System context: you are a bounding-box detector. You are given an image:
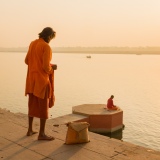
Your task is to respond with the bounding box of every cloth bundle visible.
[65,122,90,144]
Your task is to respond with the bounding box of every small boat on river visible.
[86,55,91,58]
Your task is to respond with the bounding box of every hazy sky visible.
[1,0,160,47]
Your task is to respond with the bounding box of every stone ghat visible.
[1,107,160,160]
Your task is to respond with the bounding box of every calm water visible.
[0,52,160,151]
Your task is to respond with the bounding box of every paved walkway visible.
[0,108,160,160]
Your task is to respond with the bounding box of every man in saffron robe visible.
[25,27,56,140]
[106,95,118,110]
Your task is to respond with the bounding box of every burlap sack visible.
[65,122,90,144]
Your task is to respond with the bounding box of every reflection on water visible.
[107,130,123,140]
[0,52,160,151]
[102,130,123,140]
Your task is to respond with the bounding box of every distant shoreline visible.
[0,47,160,54]
[0,51,160,55]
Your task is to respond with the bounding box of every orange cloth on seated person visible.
[107,98,115,108]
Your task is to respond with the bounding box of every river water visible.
[0,52,160,151]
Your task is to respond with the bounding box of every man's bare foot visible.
[38,135,55,141]
[26,131,38,136]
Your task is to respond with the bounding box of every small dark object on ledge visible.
[53,124,59,127]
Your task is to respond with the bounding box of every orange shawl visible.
[25,38,54,101]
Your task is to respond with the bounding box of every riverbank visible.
[0,108,160,160]
[1,47,160,54]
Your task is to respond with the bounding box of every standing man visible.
[25,27,56,140]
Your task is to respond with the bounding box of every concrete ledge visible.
[1,108,160,160]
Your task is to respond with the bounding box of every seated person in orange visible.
[106,95,118,110]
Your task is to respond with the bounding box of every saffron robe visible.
[25,38,53,99]
[25,38,55,118]
[107,98,114,108]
